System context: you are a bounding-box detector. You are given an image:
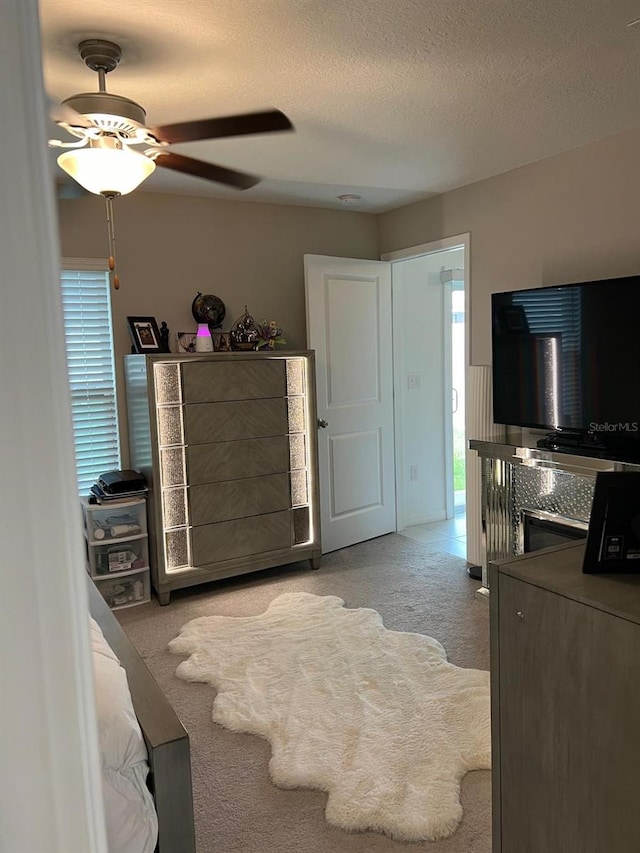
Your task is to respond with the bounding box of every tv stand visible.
[469,433,640,587]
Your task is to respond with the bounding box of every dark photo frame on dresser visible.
[127,316,164,353]
[583,471,640,573]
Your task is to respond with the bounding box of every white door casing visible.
[304,255,396,553]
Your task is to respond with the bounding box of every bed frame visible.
[88,578,196,853]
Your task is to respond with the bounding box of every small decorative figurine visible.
[159,321,170,352]
[230,305,259,350]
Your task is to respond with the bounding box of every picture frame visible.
[212,331,232,352]
[583,471,640,574]
[127,316,163,353]
[176,331,197,353]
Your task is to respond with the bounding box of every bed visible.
[88,577,196,853]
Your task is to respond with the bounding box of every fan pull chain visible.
[104,194,120,290]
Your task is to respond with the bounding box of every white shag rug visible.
[169,592,491,842]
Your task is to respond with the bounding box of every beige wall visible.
[378,127,640,365]
[58,126,640,463]
[57,192,378,463]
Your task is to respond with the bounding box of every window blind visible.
[60,266,121,495]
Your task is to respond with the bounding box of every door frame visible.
[382,233,470,531]
[442,280,454,518]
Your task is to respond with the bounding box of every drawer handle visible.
[516,610,525,620]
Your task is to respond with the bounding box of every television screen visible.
[491,276,640,458]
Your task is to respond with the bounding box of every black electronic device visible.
[98,469,146,495]
[583,472,640,573]
[491,275,640,461]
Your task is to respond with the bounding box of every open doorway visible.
[383,237,469,558]
[304,238,469,559]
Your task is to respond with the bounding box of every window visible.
[60,261,121,495]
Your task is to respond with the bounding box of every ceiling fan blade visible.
[48,97,95,130]
[149,109,293,145]
[155,151,261,190]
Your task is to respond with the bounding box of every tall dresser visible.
[124,351,321,604]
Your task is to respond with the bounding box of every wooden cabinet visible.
[489,543,640,853]
[124,351,321,604]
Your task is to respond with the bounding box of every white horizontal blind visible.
[60,264,121,495]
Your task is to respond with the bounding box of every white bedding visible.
[90,617,158,853]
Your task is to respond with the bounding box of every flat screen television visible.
[491,275,640,461]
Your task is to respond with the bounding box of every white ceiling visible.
[38,0,640,213]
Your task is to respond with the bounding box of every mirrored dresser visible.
[124,351,321,604]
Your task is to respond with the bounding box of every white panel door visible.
[304,254,396,553]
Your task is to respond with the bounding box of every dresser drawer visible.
[184,398,288,444]
[187,436,290,484]
[188,473,291,525]
[182,359,286,402]
[191,511,292,563]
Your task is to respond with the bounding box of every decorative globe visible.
[191,292,226,329]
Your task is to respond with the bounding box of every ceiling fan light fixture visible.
[57,145,156,196]
[50,39,294,195]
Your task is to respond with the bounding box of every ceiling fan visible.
[49,38,294,287]
[49,38,294,196]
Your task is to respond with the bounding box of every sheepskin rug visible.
[169,592,491,842]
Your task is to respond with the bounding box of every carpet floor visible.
[117,532,491,853]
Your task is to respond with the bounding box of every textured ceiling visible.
[38,0,640,213]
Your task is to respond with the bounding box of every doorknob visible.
[317,418,328,429]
